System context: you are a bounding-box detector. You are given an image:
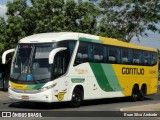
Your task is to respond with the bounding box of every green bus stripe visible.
[79,37,92,42]
[101,64,123,91]
[26,85,36,89]
[26,83,45,89]
[79,37,102,44]
[89,63,114,91]
[33,83,45,89]
[71,78,85,83]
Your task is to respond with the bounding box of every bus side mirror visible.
[2,49,15,64]
[49,47,67,64]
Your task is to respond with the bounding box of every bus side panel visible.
[47,76,70,102]
[89,63,124,98]
[112,64,158,96]
[68,63,124,100]
[67,63,158,101]
[68,63,102,100]
[148,77,158,95]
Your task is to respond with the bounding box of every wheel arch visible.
[133,83,140,91]
[141,83,147,89]
[69,84,84,100]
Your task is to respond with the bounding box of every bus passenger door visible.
[52,51,69,100]
[52,47,70,77]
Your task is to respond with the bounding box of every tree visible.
[29,0,99,33]
[6,0,28,47]
[0,17,6,58]
[1,0,160,57]
[97,0,160,42]
[0,0,100,60]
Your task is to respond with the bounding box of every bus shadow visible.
[82,97,153,107]
[8,101,70,110]
[8,97,154,110]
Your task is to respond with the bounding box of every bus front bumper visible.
[8,88,53,103]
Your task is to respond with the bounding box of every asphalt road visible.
[0,85,160,120]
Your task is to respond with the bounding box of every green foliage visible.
[6,0,28,50]
[0,17,6,57]
[97,0,160,42]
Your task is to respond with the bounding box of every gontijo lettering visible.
[122,67,144,75]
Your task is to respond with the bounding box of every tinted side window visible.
[132,50,142,65]
[143,52,151,66]
[74,42,91,65]
[52,40,76,79]
[151,52,157,65]
[121,48,131,64]
[57,40,76,57]
[108,46,120,64]
[103,46,108,63]
[93,44,104,63]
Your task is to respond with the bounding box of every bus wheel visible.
[131,86,139,102]
[138,85,147,101]
[70,87,83,108]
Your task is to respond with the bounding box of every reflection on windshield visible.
[10,44,53,81]
[10,41,76,82]
[31,46,52,80]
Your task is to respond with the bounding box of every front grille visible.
[11,89,41,94]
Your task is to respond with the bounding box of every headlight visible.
[39,83,57,92]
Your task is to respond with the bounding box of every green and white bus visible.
[2,32,158,107]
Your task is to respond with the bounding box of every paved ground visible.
[120,103,160,111]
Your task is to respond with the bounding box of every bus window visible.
[52,51,67,79]
[151,52,157,65]
[74,42,92,65]
[103,46,108,63]
[57,40,76,58]
[93,44,104,63]
[143,52,151,66]
[52,40,76,78]
[132,50,142,65]
[121,48,129,64]
[108,46,120,64]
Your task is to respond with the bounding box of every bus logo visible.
[55,92,66,101]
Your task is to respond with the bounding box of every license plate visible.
[21,96,29,100]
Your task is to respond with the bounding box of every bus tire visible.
[138,85,147,101]
[70,87,83,108]
[131,86,139,102]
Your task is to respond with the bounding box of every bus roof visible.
[19,32,157,52]
[19,32,80,43]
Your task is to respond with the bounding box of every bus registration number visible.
[21,96,29,100]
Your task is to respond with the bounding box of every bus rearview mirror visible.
[49,47,67,64]
[2,49,15,64]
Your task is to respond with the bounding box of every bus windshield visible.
[10,41,76,83]
[10,44,54,82]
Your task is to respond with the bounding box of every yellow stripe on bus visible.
[10,81,30,90]
[99,37,157,52]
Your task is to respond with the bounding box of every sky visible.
[0,0,160,49]
[0,0,11,5]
